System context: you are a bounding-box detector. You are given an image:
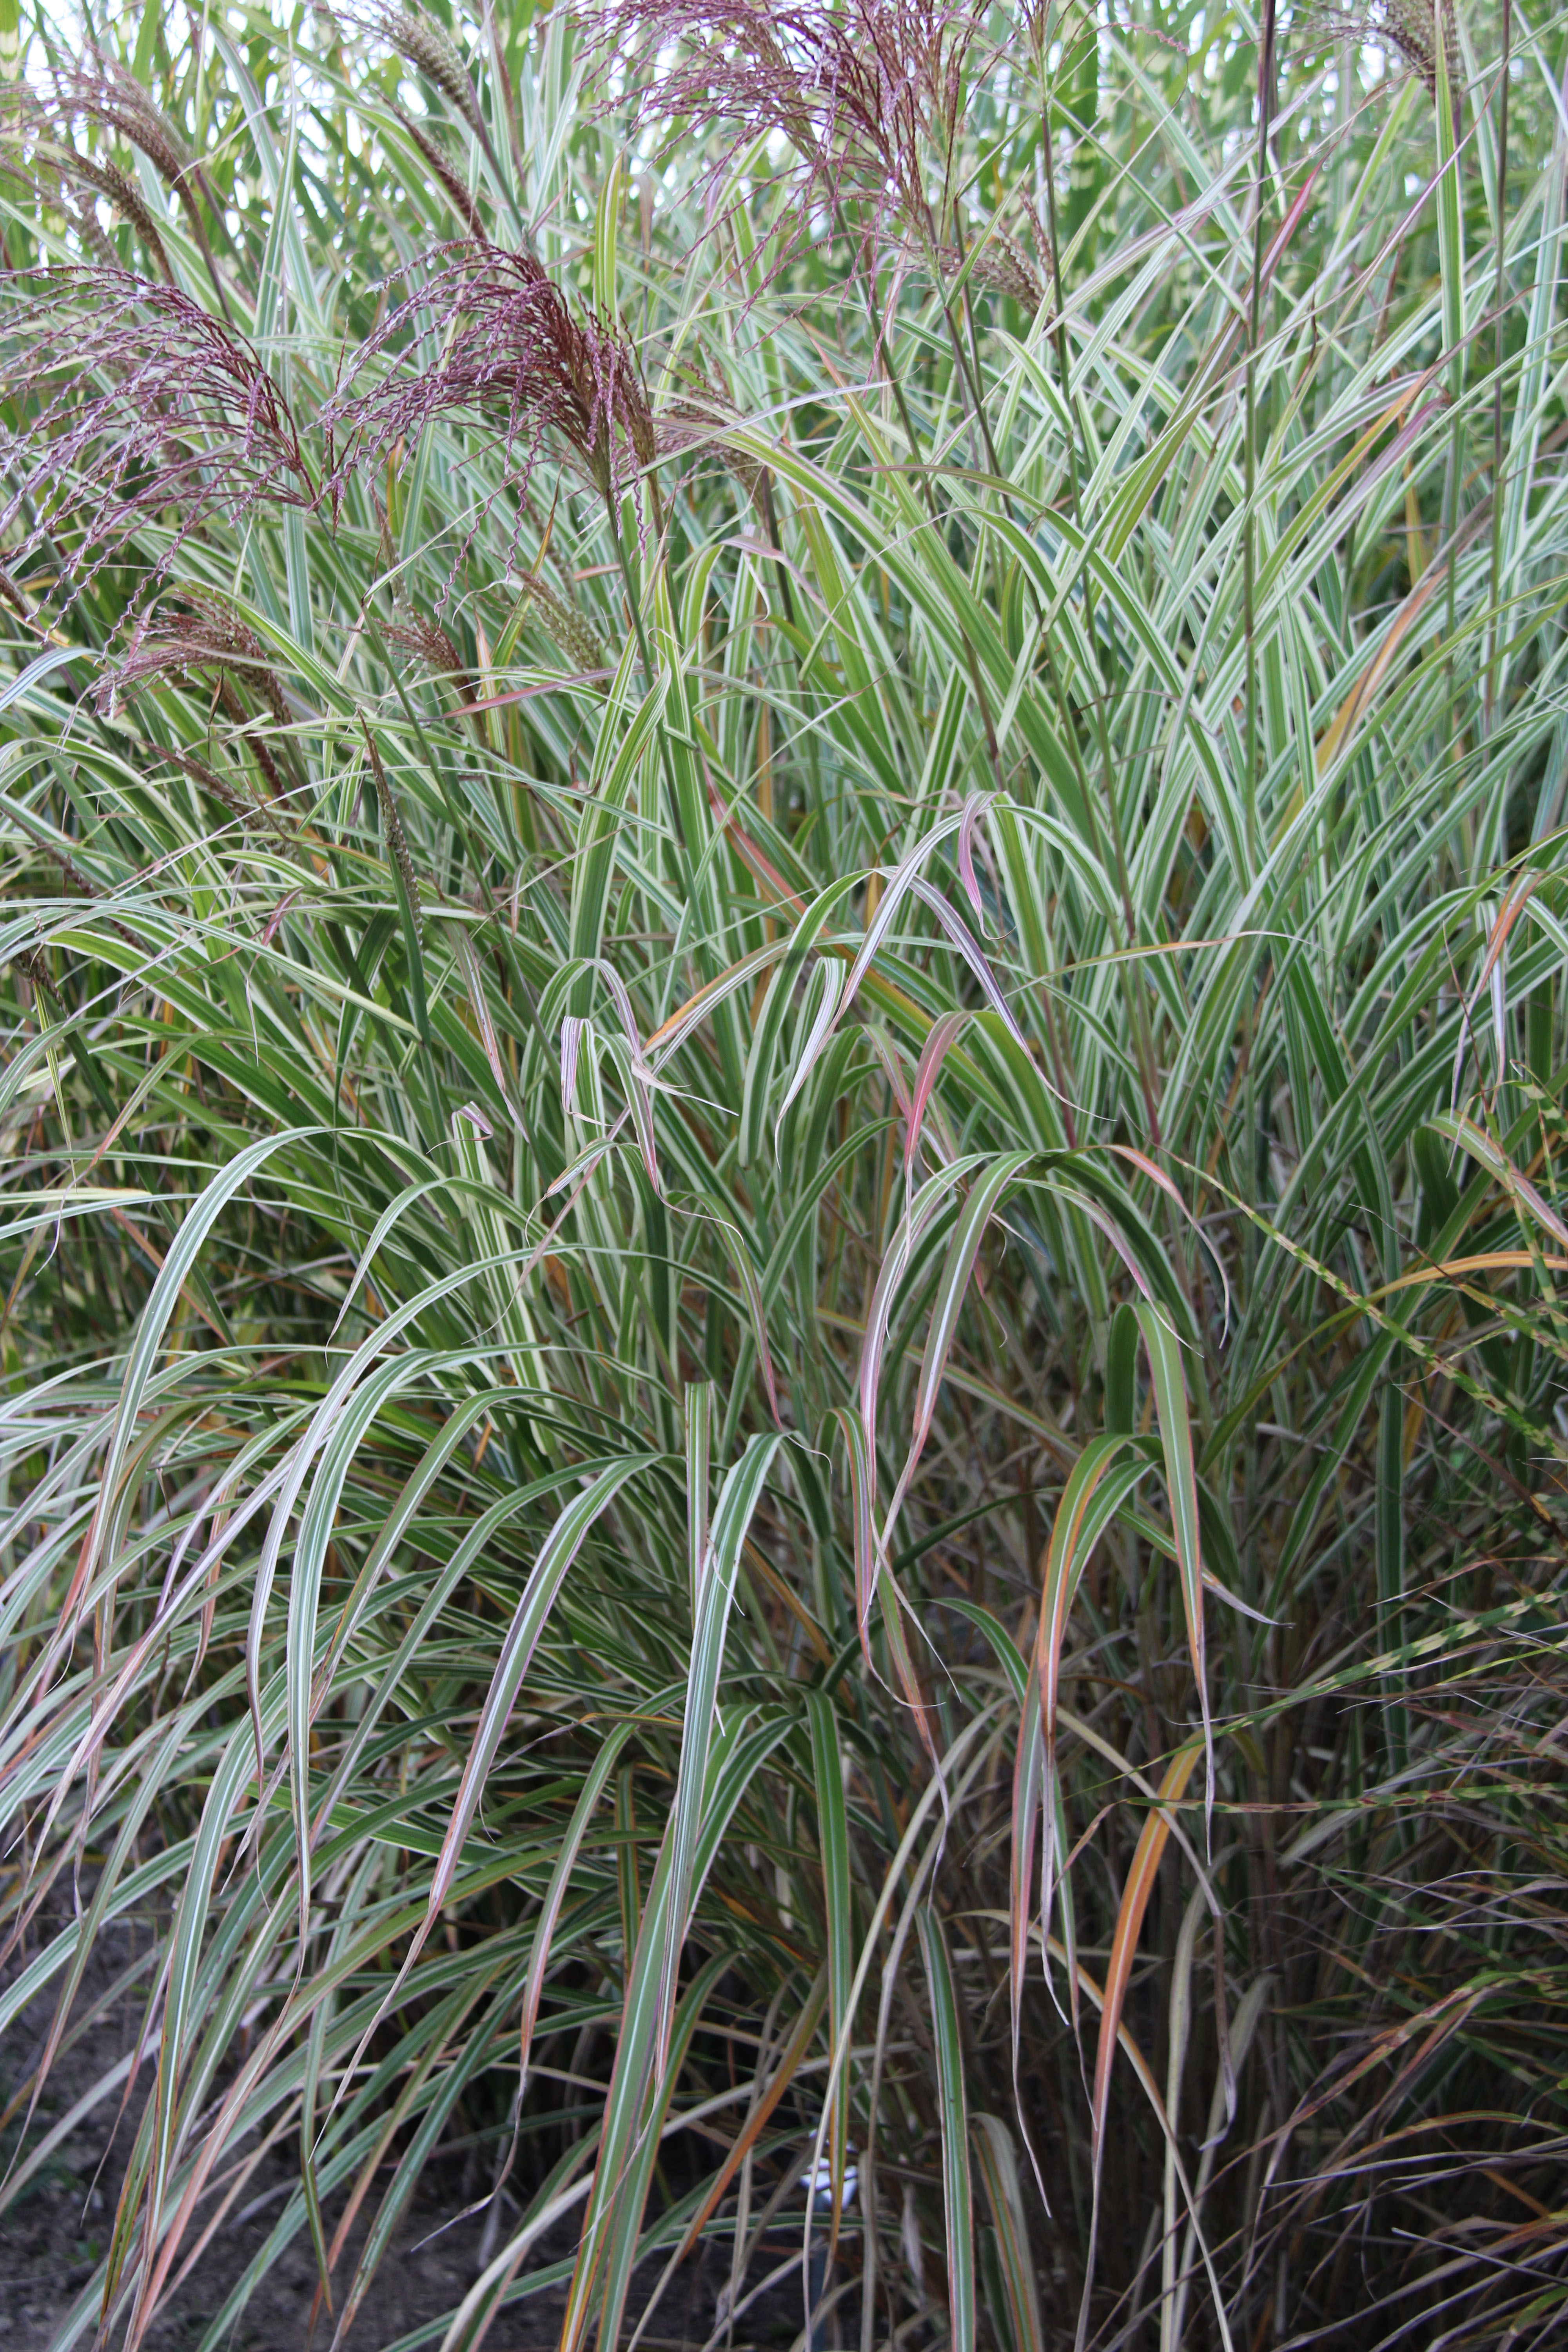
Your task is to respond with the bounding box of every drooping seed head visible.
[98,590,289,728]
[583,0,989,254]
[336,2,488,138]
[0,268,313,617]
[45,147,174,280]
[385,598,472,693]
[0,91,173,279]
[509,573,607,675]
[1329,0,1462,106]
[324,244,657,543]
[390,107,493,242]
[49,53,218,227]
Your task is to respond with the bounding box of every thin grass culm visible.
[1,6,1566,2352]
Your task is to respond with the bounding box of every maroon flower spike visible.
[324,244,657,542]
[98,590,289,727]
[49,53,231,312]
[0,268,312,617]
[584,0,987,256]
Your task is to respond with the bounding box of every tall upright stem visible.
[846,207,1007,792]
[1245,0,1276,877]
[606,492,689,863]
[1487,0,1513,732]
[1036,28,1160,1139]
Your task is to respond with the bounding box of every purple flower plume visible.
[46,53,232,313]
[323,245,657,537]
[98,590,289,726]
[0,269,312,617]
[583,0,987,252]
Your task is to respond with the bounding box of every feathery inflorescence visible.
[325,244,657,535]
[585,0,988,253]
[0,269,310,614]
[97,590,290,728]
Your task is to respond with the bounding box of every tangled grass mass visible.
[2,2,1567,2347]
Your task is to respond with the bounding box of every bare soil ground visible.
[0,1907,748,2352]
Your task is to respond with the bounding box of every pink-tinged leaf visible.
[785,809,970,1109]
[828,1404,877,1663]
[261,889,300,946]
[620,1049,661,1193]
[1076,1741,1203,2352]
[704,755,808,916]
[717,1223,785,1427]
[450,671,616,715]
[643,938,786,1062]
[1259,161,1321,288]
[1451,871,1544,1105]
[908,1012,968,1174]
[879,1573,939,1773]
[882,1152,1033,1546]
[858,1161,982,1497]
[591,956,671,1185]
[1109,1145,1232,1334]
[906,875,1028,1048]
[864,1023,915,1127]
[560,1016,586,1116]
[1439,1110,1568,1251]
[956,790,993,919]
[1031,1177,1157,1302]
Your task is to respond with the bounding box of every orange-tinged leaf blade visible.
[1077,1740,1203,2352]
[1133,1303,1211,1821]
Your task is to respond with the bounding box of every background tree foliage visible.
[2,1,1567,2346]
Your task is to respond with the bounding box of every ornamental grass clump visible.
[0,5,1566,2352]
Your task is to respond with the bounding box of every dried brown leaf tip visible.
[0,269,312,616]
[586,0,988,249]
[325,245,656,533]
